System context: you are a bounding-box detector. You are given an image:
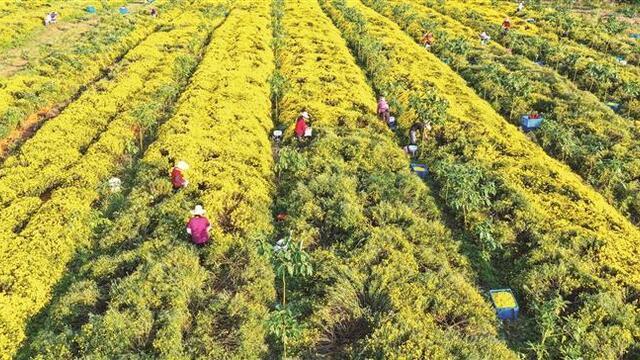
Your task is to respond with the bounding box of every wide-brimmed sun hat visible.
[176,160,189,170]
[301,111,309,119]
[191,205,206,216]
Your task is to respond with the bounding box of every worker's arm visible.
[186,225,192,235]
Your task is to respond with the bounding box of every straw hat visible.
[301,111,309,119]
[191,205,206,216]
[176,160,189,170]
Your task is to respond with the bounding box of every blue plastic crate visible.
[607,102,620,112]
[520,115,543,131]
[630,33,640,40]
[490,289,519,321]
[410,163,428,178]
[86,5,96,13]
[119,6,129,14]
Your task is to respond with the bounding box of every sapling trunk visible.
[282,271,287,359]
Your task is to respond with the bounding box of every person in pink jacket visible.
[377,96,390,123]
[186,205,211,246]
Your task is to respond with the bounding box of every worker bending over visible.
[171,160,189,189]
[377,96,391,123]
[186,205,211,246]
[44,12,58,26]
[295,111,310,140]
[502,18,512,33]
[480,32,491,45]
[421,32,435,50]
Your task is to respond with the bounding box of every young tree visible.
[263,235,312,358]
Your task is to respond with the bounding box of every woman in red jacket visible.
[171,160,189,189]
[295,111,309,140]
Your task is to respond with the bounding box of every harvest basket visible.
[615,56,627,65]
[304,127,313,137]
[272,129,283,140]
[490,289,519,321]
[86,5,96,13]
[410,163,428,178]
[607,102,620,112]
[520,115,543,131]
[119,6,129,14]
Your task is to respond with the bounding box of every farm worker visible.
[295,111,309,139]
[480,32,491,45]
[108,177,122,193]
[421,32,435,50]
[44,12,57,26]
[377,96,391,123]
[171,160,189,189]
[502,18,512,33]
[516,2,525,13]
[403,144,418,157]
[409,122,424,144]
[150,8,158,17]
[186,205,211,245]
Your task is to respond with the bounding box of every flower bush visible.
[420,0,640,121]
[269,0,515,358]
[321,0,640,357]
[0,4,230,358]
[362,0,640,225]
[16,0,278,358]
[0,0,183,140]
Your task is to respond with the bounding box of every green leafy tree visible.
[600,16,629,55]
[408,82,448,126]
[269,70,289,122]
[434,160,497,225]
[504,72,532,120]
[131,103,157,150]
[262,235,312,358]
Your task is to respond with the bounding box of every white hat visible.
[301,111,309,119]
[176,160,189,170]
[191,205,206,216]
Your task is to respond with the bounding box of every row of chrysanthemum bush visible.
[0,0,182,140]
[420,0,640,121]
[13,0,278,358]
[482,0,640,66]
[363,0,640,225]
[320,0,640,358]
[0,2,233,358]
[263,0,517,358]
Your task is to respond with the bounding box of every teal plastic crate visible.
[520,115,543,131]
